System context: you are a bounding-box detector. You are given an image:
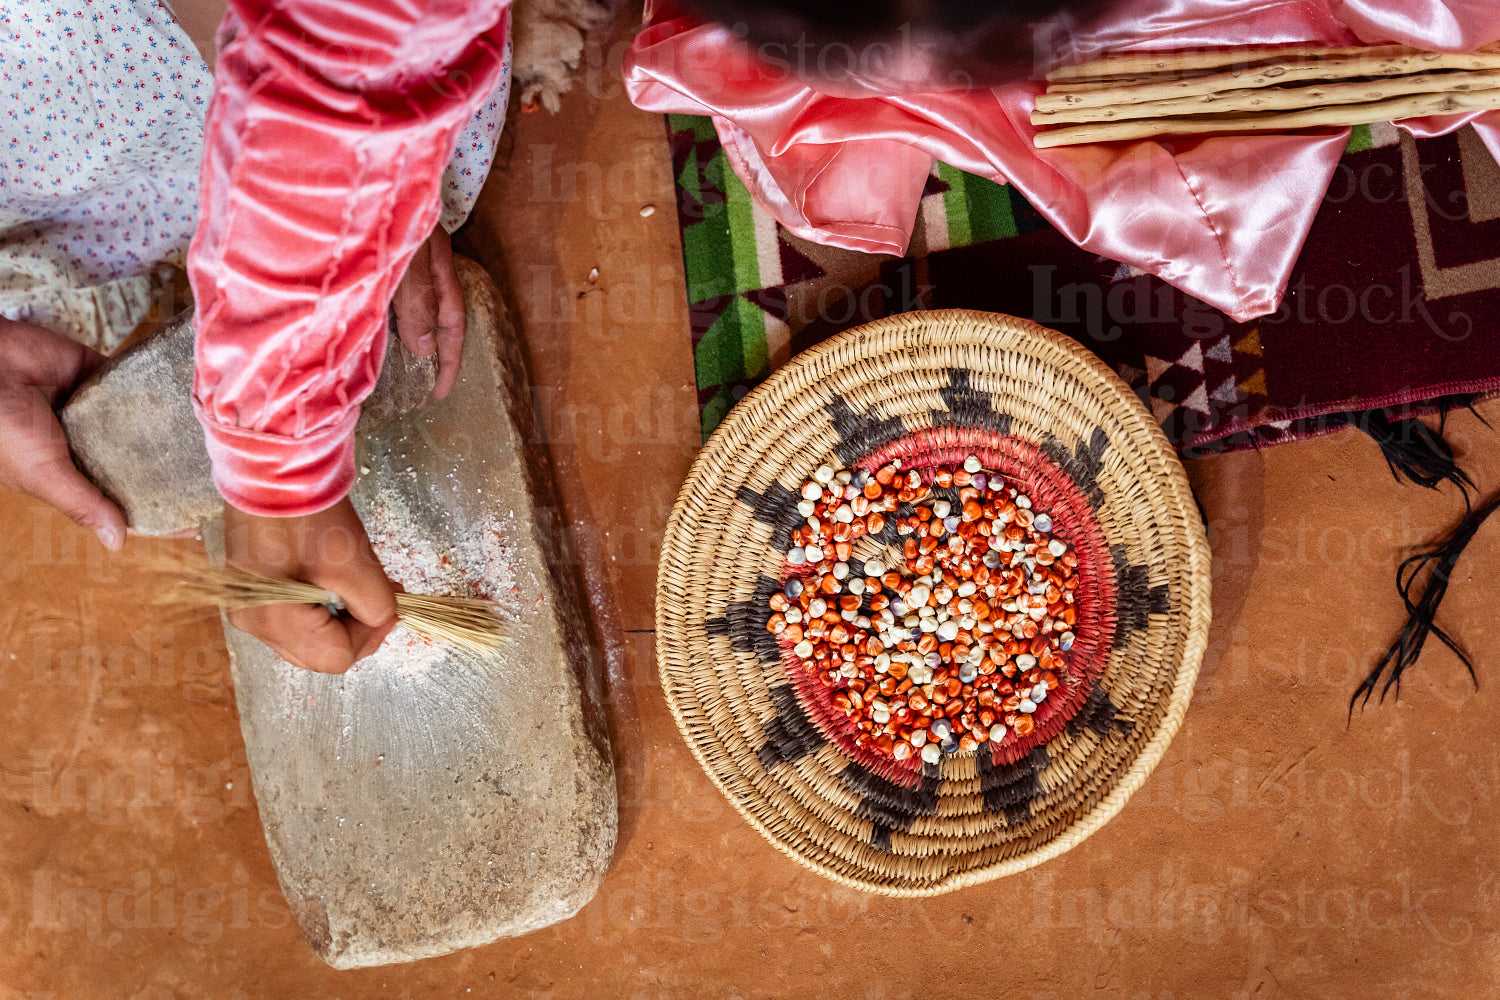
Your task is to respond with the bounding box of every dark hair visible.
[678,0,1114,87]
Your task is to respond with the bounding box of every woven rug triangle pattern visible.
[655,311,1211,894]
[668,116,1500,455]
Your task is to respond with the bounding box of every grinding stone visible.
[61,308,437,536]
[209,258,615,968]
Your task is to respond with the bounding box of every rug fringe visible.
[1344,393,1499,716]
[1351,489,1500,717]
[1339,396,1477,499]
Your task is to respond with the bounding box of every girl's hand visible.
[223,498,398,673]
[392,226,466,401]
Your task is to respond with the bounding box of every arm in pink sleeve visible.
[190,0,511,516]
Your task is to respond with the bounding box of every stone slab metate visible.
[61,308,437,536]
[209,258,615,968]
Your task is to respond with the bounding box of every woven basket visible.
[655,310,1210,895]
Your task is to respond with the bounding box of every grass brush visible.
[160,564,510,656]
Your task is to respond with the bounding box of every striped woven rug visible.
[668,115,1500,455]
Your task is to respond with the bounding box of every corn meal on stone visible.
[208,257,615,968]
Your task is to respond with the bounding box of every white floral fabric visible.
[0,0,508,354]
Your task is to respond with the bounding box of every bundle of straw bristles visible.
[162,565,510,656]
[1032,44,1500,148]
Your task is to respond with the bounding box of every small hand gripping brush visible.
[160,564,511,656]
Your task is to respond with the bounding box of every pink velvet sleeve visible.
[189,0,511,517]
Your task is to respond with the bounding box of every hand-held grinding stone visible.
[60,311,437,536]
[207,257,616,968]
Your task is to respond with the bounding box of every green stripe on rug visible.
[938,162,1017,248]
[1344,123,1373,154]
[672,112,771,387]
[721,164,769,377]
[735,294,770,378]
[694,299,771,387]
[937,162,971,248]
[666,113,718,143]
[679,144,731,302]
[966,174,1017,244]
[723,159,764,295]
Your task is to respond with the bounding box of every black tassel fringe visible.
[1340,404,1475,498]
[1350,490,1500,717]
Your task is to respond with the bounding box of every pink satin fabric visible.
[623,0,1500,323]
[190,0,511,517]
